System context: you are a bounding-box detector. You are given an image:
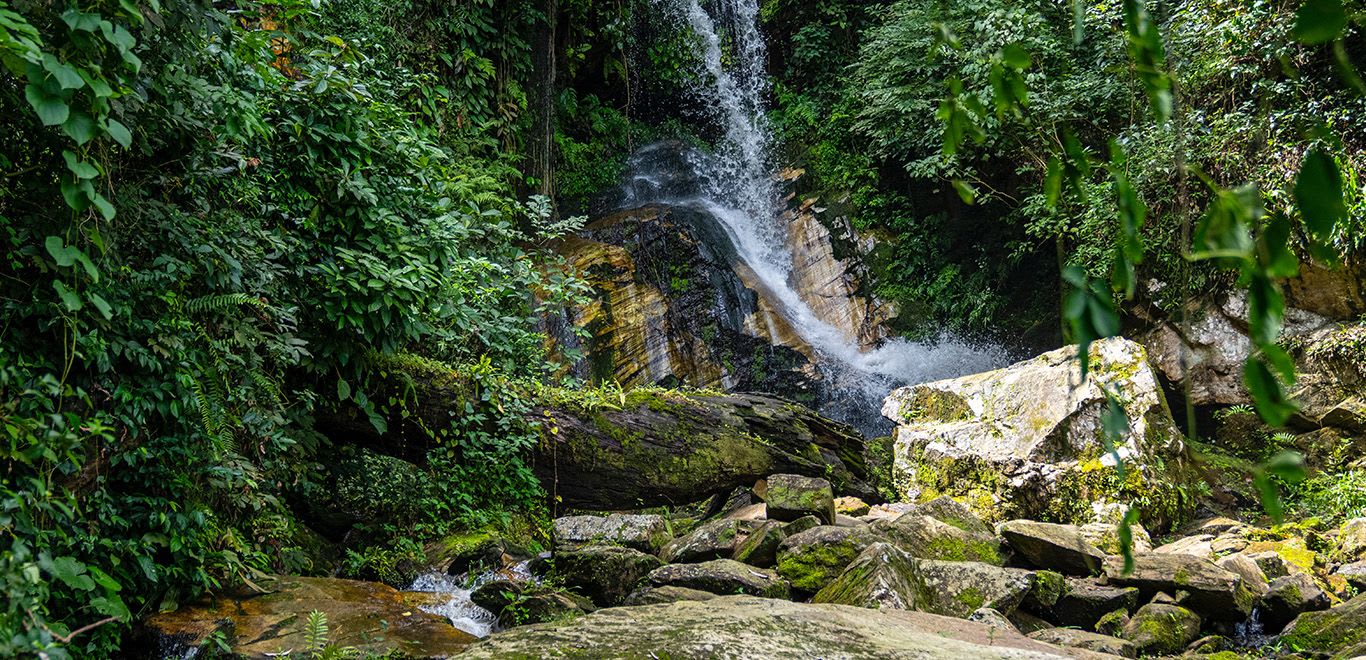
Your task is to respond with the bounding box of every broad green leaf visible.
[53,280,83,311]
[46,556,96,591]
[91,192,116,220]
[62,110,97,145]
[45,235,77,266]
[42,53,84,89]
[1266,450,1308,484]
[1261,213,1299,279]
[106,118,132,147]
[89,292,113,320]
[1116,506,1139,575]
[61,9,102,31]
[62,150,99,179]
[1294,0,1348,44]
[337,378,351,401]
[24,83,68,126]
[1294,150,1346,244]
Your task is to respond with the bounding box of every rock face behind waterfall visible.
[881,337,1195,531]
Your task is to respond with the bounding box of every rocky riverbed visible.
[139,337,1366,658]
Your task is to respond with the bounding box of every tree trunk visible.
[527,0,558,199]
[318,360,879,511]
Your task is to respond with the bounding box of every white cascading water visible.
[643,0,1008,429]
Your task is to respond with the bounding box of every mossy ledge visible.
[318,353,877,509]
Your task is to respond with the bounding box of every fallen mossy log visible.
[318,355,878,509]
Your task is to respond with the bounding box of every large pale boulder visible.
[660,518,757,563]
[459,595,1092,658]
[999,521,1105,576]
[646,559,789,599]
[882,338,1194,531]
[812,542,922,610]
[554,514,671,553]
[873,513,1003,564]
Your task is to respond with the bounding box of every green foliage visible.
[0,0,587,654]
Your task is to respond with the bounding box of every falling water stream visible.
[628,0,1009,430]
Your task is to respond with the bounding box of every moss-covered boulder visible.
[1280,593,1366,655]
[623,585,718,605]
[1337,517,1366,562]
[812,542,920,610]
[660,518,758,563]
[1122,602,1202,656]
[872,514,1003,564]
[552,545,663,607]
[775,525,884,593]
[1103,553,1256,622]
[999,521,1105,576]
[762,473,836,524]
[882,338,1196,532]
[646,559,790,599]
[909,560,1037,619]
[916,495,992,535]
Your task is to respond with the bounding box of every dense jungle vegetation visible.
[1,0,1362,655]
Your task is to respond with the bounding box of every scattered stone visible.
[622,585,717,605]
[1337,517,1366,561]
[1080,521,1152,555]
[425,529,525,577]
[469,580,590,628]
[552,545,663,607]
[834,513,867,527]
[1008,609,1054,635]
[1259,573,1331,631]
[864,502,917,522]
[1153,534,1216,560]
[458,595,1105,659]
[1244,537,1318,575]
[1094,609,1129,637]
[882,338,1195,531]
[812,542,920,610]
[1198,517,1253,536]
[967,608,1017,632]
[1022,570,1065,612]
[1279,592,1366,656]
[723,503,767,521]
[999,520,1105,575]
[834,496,870,517]
[1215,553,1271,597]
[1185,634,1229,654]
[917,496,992,535]
[783,514,822,537]
[1122,602,1202,656]
[139,576,475,658]
[647,559,790,599]
[1049,578,1139,629]
[553,514,670,553]
[1334,560,1366,590]
[776,525,883,592]
[1027,628,1136,658]
[660,518,757,563]
[874,513,1003,564]
[910,560,1036,618]
[1103,553,1256,621]
[731,520,786,568]
[762,473,835,524]
[1210,535,1249,555]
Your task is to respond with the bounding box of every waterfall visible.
[631,0,1009,432]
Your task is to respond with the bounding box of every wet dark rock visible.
[1049,579,1140,629]
[731,519,786,568]
[1259,573,1331,631]
[552,545,663,607]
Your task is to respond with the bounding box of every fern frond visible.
[304,609,329,653]
[185,293,264,315]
